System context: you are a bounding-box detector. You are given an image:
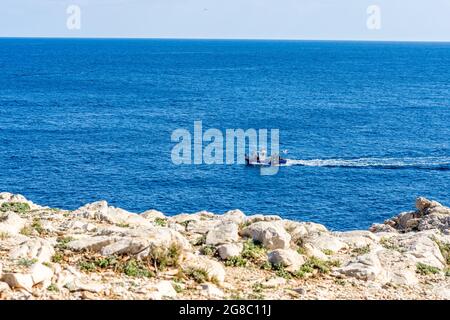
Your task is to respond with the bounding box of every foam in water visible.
[285,156,450,170]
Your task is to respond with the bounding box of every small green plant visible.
[322,249,333,256]
[173,282,184,293]
[20,226,34,236]
[117,222,130,228]
[154,218,168,227]
[416,263,440,275]
[56,237,74,250]
[444,268,450,277]
[297,246,306,255]
[293,257,339,278]
[32,218,44,235]
[122,259,153,278]
[79,261,96,273]
[238,221,251,231]
[334,279,346,286]
[51,252,64,263]
[352,245,371,256]
[272,264,292,279]
[193,235,206,246]
[95,256,119,269]
[380,237,402,251]
[17,258,38,267]
[225,256,248,267]
[0,202,30,214]
[434,239,450,265]
[47,284,59,292]
[184,267,209,284]
[252,282,264,293]
[147,243,182,271]
[200,245,216,257]
[242,239,266,263]
[260,260,272,270]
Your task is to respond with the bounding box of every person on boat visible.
[259,149,267,163]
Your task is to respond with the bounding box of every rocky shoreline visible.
[0,192,449,300]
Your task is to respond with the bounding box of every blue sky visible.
[1,0,450,41]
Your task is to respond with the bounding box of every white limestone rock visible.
[10,238,55,263]
[268,249,305,272]
[241,221,291,250]
[205,222,239,245]
[217,243,243,260]
[0,212,26,235]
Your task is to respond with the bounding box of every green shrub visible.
[32,218,44,235]
[0,202,30,214]
[200,245,216,257]
[47,284,59,292]
[122,259,153,278]
[56,236,74,250]
[416,263,440,275]
[17,258,38,267]
[352,245,371,255]
[184,267,209,284]
[242,239,266,262]
[154,218,168,227]
[52,252,64,263]
[225,256,248,267]
[272,264,292,279]
[147,243,182,271]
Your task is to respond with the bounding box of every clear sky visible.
[1,0,450,41]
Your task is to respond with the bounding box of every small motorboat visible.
[245,154,288,166]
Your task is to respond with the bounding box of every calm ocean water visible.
[0,38,449,230]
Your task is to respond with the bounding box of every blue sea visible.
[0,38,449,230]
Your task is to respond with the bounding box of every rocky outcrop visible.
[371,197,450,234]
[0,193,448,300]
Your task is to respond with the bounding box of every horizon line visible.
[1,36,450,44]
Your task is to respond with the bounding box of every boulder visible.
[60,220,97,233]
[416,197,443,212]
[268,249,305,272]
[221,210,246,225]
[217,243,243,260]
[140,209,166,220]
[182,253,226,284]
[30,263,54,286]
[10,239,55,263]
[100,238,148,256]
[0,192,42,210]
[241,221,291,250]
[303,233,348,253]
[335,230,379,248]
[0,212,26,235]
[261,277,287,288]
[66,279,105,293]
[397,233,446,269]
[337,252,386,282]
[187,219,221,234]
[148,280,177,299]
[245,214,282,224]
[73,201,151,227]
[205,222,239,245]
[67,236,116,252]
[303,243,329,260]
